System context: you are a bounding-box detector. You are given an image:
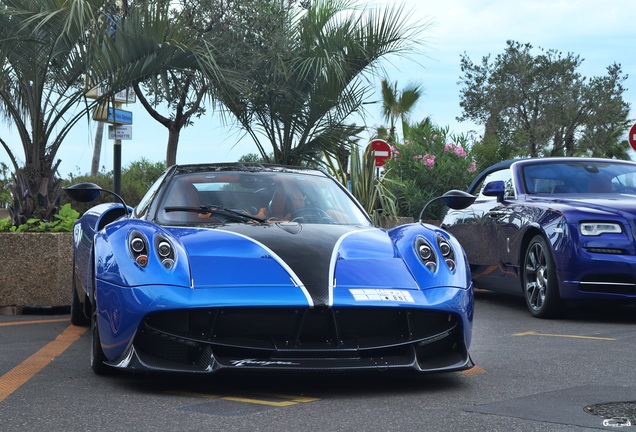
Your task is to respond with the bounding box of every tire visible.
[522,235,563,318]
[90,305,112,375]
[70,267,90,326]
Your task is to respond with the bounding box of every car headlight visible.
[155,235,176,269]
[128,231,176,269]
[414,234,458,272]
[579,222,622,236]
[437,235,456,271]
[128,230,149,267]
[415,237,437,272]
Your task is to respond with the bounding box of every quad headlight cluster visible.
[579,222,622,236]
[128,231,175,269]
[414,235,457,272]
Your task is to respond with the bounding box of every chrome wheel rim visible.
[525,242,548,311]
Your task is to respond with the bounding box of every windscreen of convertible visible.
[523,161,636,194]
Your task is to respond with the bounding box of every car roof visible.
[170,163,328,177]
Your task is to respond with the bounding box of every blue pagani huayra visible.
[65,163,475,376]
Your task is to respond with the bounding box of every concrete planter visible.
[0,232,72,310]
[380,216,414,229]
[379,216,444,228]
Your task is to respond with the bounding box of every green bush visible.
[0,203,79,232]
[384,122,477,220]
[0,162,12,208]
[0,158,167,232]
[61,158,167,214]
[120,159,167,205]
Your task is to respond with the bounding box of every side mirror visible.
[63,182,103,203]
[63,182,130,217]
[418,189,476,222]
[440,189,477,210]
[482,180,505,202]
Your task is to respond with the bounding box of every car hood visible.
[166,223,418,306]
[529,194,636,217]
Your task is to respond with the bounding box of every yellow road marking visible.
[221,396,298,407]
[0,324,87,403]
[461,365,486,376]
[167,390,320,406]
[247,392,320,403]
[513,331,615,341]
[0,318,70,327]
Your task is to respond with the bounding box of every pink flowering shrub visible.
[384,122,477,219]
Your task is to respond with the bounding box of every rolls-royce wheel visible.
[522,235,563,318]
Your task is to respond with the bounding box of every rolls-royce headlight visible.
[580,222,622,236]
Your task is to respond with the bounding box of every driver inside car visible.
[267,182,305,221]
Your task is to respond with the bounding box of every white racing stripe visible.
[218,230,314,307]
[328,228,374,306]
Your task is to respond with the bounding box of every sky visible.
[1,0,635,178]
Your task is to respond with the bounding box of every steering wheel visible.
[290,207,334,224]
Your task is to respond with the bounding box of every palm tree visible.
[0,0,217,224]
[380,79,422,143]
[0,0,103,223]
[217,0,426,166]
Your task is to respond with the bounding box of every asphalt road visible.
[1,289,635,432]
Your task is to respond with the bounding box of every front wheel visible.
[70,267,90,326]
[522,235,563,318]
[90,306,112,375]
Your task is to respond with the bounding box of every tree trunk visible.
[91,122,104,176]
[166,127,180,167]
[10,159,62,225]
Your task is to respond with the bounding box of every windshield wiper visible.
[164,205,267,223]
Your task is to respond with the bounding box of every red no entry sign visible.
[368,139,392,167]
[629,123,636,151]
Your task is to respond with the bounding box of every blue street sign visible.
[107,107,133,125]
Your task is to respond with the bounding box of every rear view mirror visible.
[63,182,130,217]
[63,182,102,202]
[419,190,476,222]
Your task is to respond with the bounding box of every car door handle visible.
[488,211,507,217]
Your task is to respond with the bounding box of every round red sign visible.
[629,123,636,151]
[368,139,392,167]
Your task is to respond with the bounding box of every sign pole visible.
[114,138,122,195]
[86,84,135,195]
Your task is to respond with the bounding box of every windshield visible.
[157,170,372,226]
[522,161,636,194]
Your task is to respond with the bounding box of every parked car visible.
[441,157,636,318]
[65,163,475,375]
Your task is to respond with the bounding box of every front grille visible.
[585,247,626,254]
[132,307,464,371]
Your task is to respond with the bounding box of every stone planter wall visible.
[380,216,414,228]
[380,216,440,228]
[0,232,72,309]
